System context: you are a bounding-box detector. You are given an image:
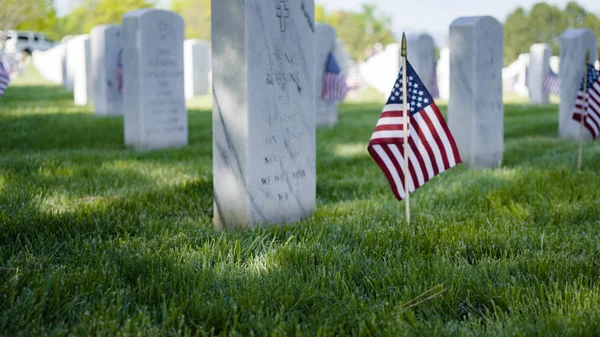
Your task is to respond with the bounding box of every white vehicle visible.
[2,30,55,55]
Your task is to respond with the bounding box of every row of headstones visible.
[32,32,211,107]
[33,23,349,130]
[29,5,594,229]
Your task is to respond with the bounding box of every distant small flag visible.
[572,64,600,140]
[0,62,10,99]
[367,61,461,200]
[117,49,124,93]
[322,52,348,103]
[543,69,560,96]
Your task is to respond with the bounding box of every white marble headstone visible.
[359,43,401,94]
[184,39,211,100]
[550,56,560,74]
[212,0,316,228]
[63,36,76,92]
[315,23,338,127]
[91,24,124,116]
[123,9,188,150]
[406,33,438,97]
[32,45,65,85]
[69,35,93,106]
[448,16,503,168]
[559,29,597,140]
[437,47,450,100]
[528,44,551,104]
[503,53,529,96]
[333,40,350,76]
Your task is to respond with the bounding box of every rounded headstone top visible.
[123,8,183,24]
[560,28,596,39]
[450,16,501,28]
[91,24,120,33]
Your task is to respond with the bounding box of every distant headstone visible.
[528,44,551,105]
[32,45,65,85]
[212,0,316,228]
[406,33,438,97]
[69,35,93,106]
[550,56,560,74]
[315,23,338,127]
[359,43,401,94]
[184,39,211,99]
[123,9,188,150]
[448,16,504,168]
[437,47,450,100]
[503,53,529,96]
[62,36,76,92]
[91,24,124,116]
[559,29,597,140]
[333,40,350,75]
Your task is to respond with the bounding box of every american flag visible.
[543,69,560,96]
[368,60,461,200]
[117,48,124,94]
[0,61,10,99]
[321,52,348,103]
[572,64,600,140]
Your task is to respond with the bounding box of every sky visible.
[54,0,600,44]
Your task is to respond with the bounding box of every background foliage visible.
[504,2,600,65]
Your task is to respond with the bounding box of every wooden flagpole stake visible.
[577,50,590,170]
[401,33,410,225]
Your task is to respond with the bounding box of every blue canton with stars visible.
[579,64,600,92]
[387,61,434,116]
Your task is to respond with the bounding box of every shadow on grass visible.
[1,85,74,104]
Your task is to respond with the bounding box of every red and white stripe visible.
[543,73,560,96]
[572,78,600,140]
[322,72,348,103]
[0,63,10,98]
[368,103,461,200]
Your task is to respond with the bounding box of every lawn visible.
[1,68,600,336]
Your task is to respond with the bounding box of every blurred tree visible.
[0,0,53,48]
[172,0,210,40]
[317,3,396,61]
[504,1,600,64]
[54,0,154,38]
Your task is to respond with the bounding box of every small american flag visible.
[368,60,461,200]
[117,49,124,93]
[572,64,600,140]
[321,52,348,103]
[0,61,10,99]
[543,69,560,96]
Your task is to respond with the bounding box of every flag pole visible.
[577,50,590,170]
[401,33,410,225]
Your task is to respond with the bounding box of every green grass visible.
[1,67,600,336]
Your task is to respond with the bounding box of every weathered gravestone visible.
[91,24,124,116]
[559,29,597,140]
[184,39,211,100]
[528,43,551,105]
[437,47,450,100]
[315,23,338,127]
[69,35,93,106]
[406,33,438,97]
[123,9,188,150]
[448,16,503,168]
[212,0,316,228]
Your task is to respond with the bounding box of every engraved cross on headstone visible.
[276,0,289,33]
